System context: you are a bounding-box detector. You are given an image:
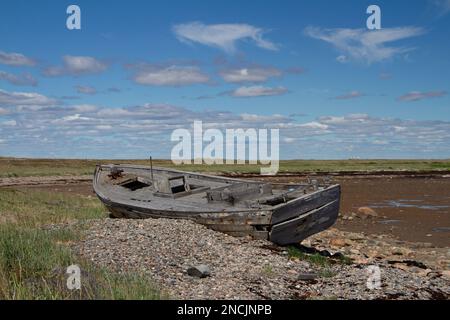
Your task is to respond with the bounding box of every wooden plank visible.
[105,199,272,224]
[270,185,340,224]
[269,199,339,245]
[196,211,272,225]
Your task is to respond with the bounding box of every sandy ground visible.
[0,175,92,187]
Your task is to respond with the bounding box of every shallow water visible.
[336,176,450,247]
[371,199,450,211]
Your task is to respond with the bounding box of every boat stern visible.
[269,185,341,245]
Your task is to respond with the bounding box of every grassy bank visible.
[0,188,162,300]
[1,157,450,178]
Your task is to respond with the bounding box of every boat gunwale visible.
[93,164,340,215]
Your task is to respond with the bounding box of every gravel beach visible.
[71,218,450,300]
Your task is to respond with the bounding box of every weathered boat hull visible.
[270,199,340,245]
[93,164,341,245]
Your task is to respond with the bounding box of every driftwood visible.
[93,164,341,245]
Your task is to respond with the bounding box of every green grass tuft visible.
[287,246,352,278]
[287,246,331,267]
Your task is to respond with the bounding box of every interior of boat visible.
[95,164,325,211]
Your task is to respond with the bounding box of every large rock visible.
[357,207,378,218]
[187,264,211,278]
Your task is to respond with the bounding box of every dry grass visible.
[1,157,449,178]
[0,188,162,300]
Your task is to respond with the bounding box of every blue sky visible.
[0,0,449,159]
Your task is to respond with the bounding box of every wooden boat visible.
[93,164,341,245]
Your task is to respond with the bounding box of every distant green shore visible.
[1,157,449,178]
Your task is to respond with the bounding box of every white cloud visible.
[2,100,450,159]
[319,114,370,125]
[96,107,130,118]
[373,139,389,145]
[394,126,406,132]
[0,50,36,66]
[0,71,37,86]
[240,113,289,122]
[0,89,58,107]
[96,125,112,130]
[132,65,209,86]
[283,137,295,143]
[230,85,288,97]
[173,22,278,53]
[336,55,348,63]
[43,55,107,76]
[2,120,17,126]
[219,66,282,83]
[334,91,364,100]
[304,26,425,64]
[433,0,450,14]
[71,104,99,113]
[299,121,329,130]
[42,66,64,77]
[60,114,91,122]
[64,56,107,74]
[397,91,447,102]
[75,85,97,95]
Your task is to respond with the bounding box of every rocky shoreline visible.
[70,218,450,300]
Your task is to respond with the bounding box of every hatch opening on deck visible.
[119,178,151,191]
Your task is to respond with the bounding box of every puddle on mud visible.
[432,227,450,233]
[370,199,450,211]
[378,219,402,225]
